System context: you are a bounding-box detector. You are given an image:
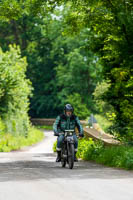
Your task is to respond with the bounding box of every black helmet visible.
[64,104,74,113]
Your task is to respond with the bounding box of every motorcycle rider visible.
[53,104,84,162]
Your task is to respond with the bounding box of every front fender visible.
[66,136,74,143]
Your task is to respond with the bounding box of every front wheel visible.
[61,157,66,168]
[68,143,75,169]
[61,148,66,168]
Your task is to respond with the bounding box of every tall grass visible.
[0,127,44,152]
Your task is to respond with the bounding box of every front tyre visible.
[68,143,75,169]
[61,157,66,168]
[61,149,66,168]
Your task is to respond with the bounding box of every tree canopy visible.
[0,6,102,118]
[51,0,133,139]
[0,0,133,139]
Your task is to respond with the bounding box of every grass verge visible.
[53,136,133,170]
[0,127,44,152]
[36,125,53,130]
[77,138,133,170]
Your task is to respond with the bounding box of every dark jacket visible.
[53,114,83,136]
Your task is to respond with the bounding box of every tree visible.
[54,30,102,113]
[52,0,133,139]
[0,13,62,117]
[0,45,32,136]
[0,7,102,118]
[0,0,56,21]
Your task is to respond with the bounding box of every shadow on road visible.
[0,153,132,182]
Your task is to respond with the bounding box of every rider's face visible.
[66,111,72,117]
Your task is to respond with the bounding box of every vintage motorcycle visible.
[60,130,76,169]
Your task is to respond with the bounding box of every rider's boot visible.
[74,151,78,162]
[56,151,61,162]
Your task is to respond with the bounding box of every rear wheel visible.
[68,143,74,169]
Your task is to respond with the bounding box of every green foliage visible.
[0,118,6,135]
[0,7,102,118]
[77,138,95,159]
[36,125,53,130]
[53,1,133,139]
[0,45,31,112]
[0,127,44,152]
[94,114,113,134]
[78,138,133,170]
[0,45,32,136]
[77,138,104,160]
[1,0,133,141]
[93,81,113,114]
[53,140,57,152]
[54,22,102,113]
[0,0,25,21]
[67,93,90,119]
[0,0,52,21]
[92,81,115,133]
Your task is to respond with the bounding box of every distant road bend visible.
[0,130,133,200]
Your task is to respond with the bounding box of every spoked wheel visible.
[68,143,75,169]
[61,150,66,168]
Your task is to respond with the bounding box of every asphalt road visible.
[0,130,133,200]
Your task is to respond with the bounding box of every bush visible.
[53,140,57,152]
[0,45,44,151]
[0,45,32,137]
[77,137,133,170]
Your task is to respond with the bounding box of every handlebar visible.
[64,130,75,132]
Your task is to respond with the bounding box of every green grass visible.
[0,127,44,152]
[36,125,53,130]
[53,140,57,152]
[77,137,133,170]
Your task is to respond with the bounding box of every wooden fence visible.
[31,118,120,146]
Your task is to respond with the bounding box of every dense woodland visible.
[0,0,133,141]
